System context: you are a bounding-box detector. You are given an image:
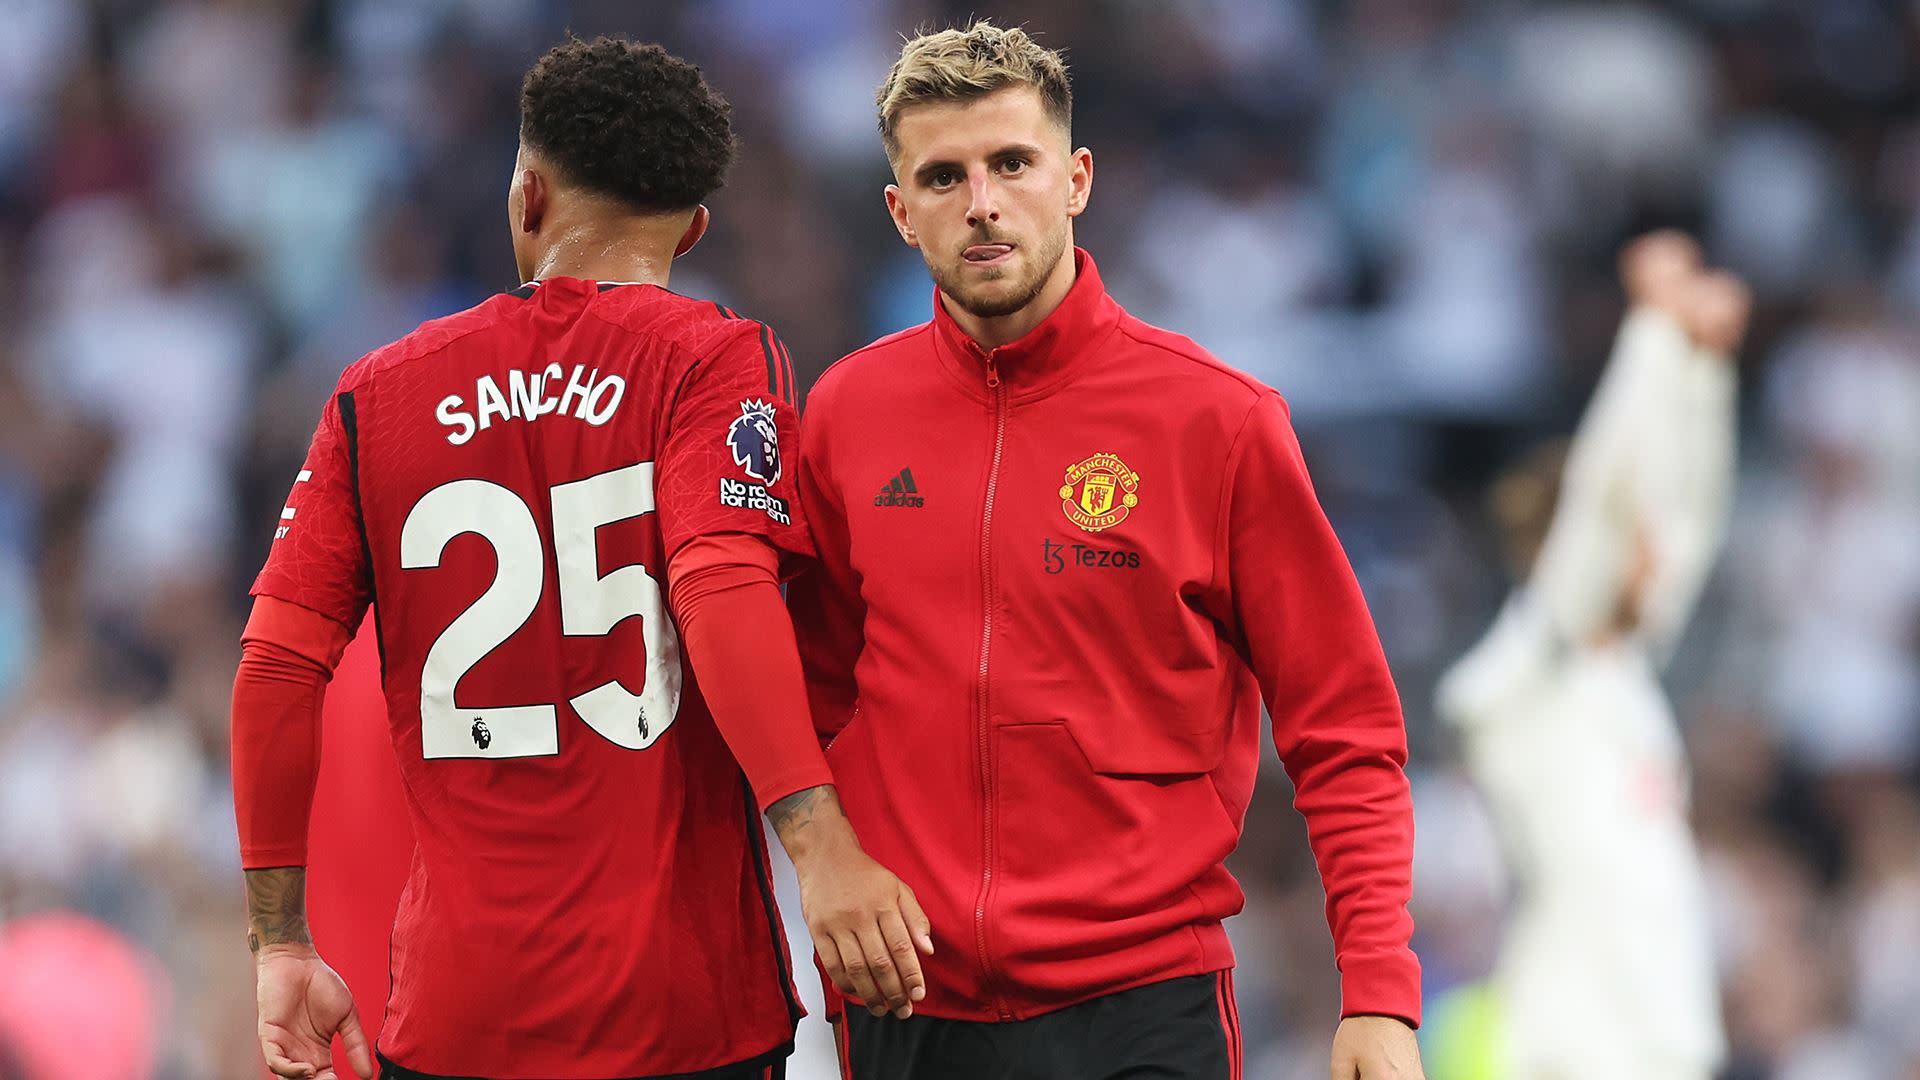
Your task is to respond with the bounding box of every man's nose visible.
[966,171,999,228]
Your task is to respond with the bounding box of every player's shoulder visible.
[333,292,526,394]
[807,322,937,417]
[588,284,794,391]
[588,283,767,356]
[1113,310,1277,411]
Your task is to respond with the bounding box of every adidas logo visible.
[874,468,925,508]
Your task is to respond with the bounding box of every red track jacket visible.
[790,250,1421,1025]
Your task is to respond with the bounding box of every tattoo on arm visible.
[767,784,855,862]
[768,784,835,837]
[245,867,312,953]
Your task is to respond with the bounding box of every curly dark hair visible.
[519,36,736,212]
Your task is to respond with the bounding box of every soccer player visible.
[1438,232,1745,1080]
[788,21,1424,1080]
[230,38,929,1080]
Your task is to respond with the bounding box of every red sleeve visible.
[251,390,374,629]
[786,395,865,748]
[231,596,354,868]
[1219,393,1421,1026]
[655,322,813,566]
[667,532,834,811]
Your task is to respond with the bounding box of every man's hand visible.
[1620,229,1702,315]
[254,944,374,1080]
[1330,1015,1424,1080]
[244,866,372,1079]
[769,786,934,1019]
[1619,229,1752,359]
[1680,269,1753,357]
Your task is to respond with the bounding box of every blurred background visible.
[0,0,1916,1077]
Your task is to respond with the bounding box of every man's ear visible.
[674,205,711,258]
[519,167,548,233]
[885,185,918,248]
[1066,147,1093,219]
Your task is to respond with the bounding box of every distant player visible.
[230,38,926,1080]
[1438,232,1746,1080]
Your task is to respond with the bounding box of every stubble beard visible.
[929,223,1070,320]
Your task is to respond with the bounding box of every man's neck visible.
[528,215,688,287]
[944,247,1078,351]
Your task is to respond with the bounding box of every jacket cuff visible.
[754,762,837,815]
[1339,950,1423,1028]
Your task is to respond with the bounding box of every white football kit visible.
[1439,308,1735,1080]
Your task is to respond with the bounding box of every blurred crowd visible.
[0,1,1916,1077]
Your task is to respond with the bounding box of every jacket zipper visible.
[822,704,858,753]
[974,354,1011,1020]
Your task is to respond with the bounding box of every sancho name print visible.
[436,362,628,446]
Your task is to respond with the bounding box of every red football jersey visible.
[253,277,808,1079]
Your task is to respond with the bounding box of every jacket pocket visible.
[823,702,864,754]
[1056,692,1231,777]
[1010,570,1238,777]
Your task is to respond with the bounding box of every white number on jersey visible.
[398,461,681,760]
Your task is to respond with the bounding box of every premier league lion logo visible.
[727,400,782,485]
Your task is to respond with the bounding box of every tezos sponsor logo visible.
[1042,538,1141,574]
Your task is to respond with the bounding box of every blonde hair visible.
[877,20,1072,163]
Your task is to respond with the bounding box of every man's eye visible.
[1002,159,1027,174]
[931,171,959,187]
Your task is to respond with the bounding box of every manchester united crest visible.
[1058,452,1140,533]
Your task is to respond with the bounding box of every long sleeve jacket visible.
[790,250,1420,1025]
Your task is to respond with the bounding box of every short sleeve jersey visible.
[252,278,807,1079]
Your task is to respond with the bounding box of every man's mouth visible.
[963,243,1016,264]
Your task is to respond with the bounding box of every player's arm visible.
[234,391,375,1080]
[658,325,930,1019]
[1526,233,1746,655]
[669,534,835,804]
[669,534,932,1022]
[235,614,370,1080]
[1527,316,1689,643]
[1212,394,1424,1076]
[1628,269,1746,657]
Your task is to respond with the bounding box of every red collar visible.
[930,247,1123,400]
